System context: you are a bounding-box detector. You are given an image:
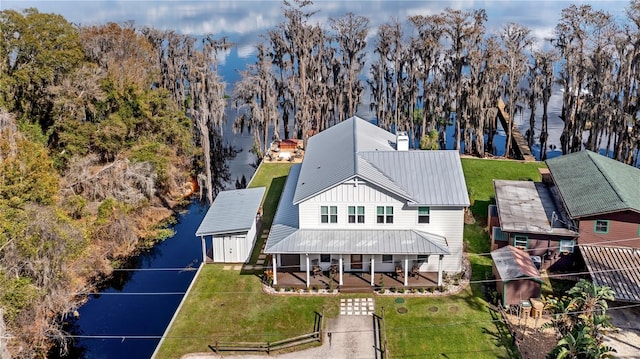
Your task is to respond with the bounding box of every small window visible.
[559,240,575,254]
[377,206,394,223]
[594,220,609,234]
[377,206,385,223]
[514,235,528,249]
[321,206,328,223]
[418,207,430,224]
[348,206,365,223]
[382,254,393,263]
[320,254,331,263]
[357,206,365,223]
[348,206,356,223]
[329,206,337,223]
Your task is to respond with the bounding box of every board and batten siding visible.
[212,218,258,263]
[297,180,464,272]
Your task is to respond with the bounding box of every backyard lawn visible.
[156,158,548,358]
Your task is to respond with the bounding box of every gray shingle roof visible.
[546,150,640,218]
[491,245,542,283]
[195,187,265,236]
[292,116,469,206]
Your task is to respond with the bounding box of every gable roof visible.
[195,187,265,236]
[491,245,542,283]
[546,150,640,218]
[265,163,450,255]
[292,116,469,206]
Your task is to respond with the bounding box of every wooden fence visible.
[373,308,388,359]
[209,308,324,354]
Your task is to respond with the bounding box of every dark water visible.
[55,202,209,359]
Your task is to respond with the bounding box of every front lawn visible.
[378,289,516,358]
[154,265,340,359]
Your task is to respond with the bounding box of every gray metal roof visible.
[265,164,449,255]
[493,180,577,236]
[195,187,265,236]
[292,116,469,206]
[266,164,301,250]
[265,229,449,255]
[491,245,542,283]
[361,150,470,206]
[581,245,640,303]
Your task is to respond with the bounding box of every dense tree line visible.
[0,9,231,357]
[237,0,640,166]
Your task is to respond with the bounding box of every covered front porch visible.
[270,253,446,290]
[272,269,439,293]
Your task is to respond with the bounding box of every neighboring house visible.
[491,245,543,306]
[546,151,640,302]
[264,116,470,288]
[196,187,265,263]
[489,179,578,270]
[491,150,640,302]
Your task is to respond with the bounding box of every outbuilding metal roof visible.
[195,187,265,236]
[491,245,542,283]
[493,180,577,236]
[581,245,640,303]
[546,150,640,218]
[292,116,469,206]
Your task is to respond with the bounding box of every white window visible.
[559,240,575,253]
[418,207,430,224]
[349,206,365,223]
[377,206,394,223]
[321,206,337,223]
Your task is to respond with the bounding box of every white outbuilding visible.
[196,187,265,263]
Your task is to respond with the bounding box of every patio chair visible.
[311,259,322,277]
[411,263,421,278]
[395,262,403,278]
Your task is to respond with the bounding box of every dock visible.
[497,98,536,162]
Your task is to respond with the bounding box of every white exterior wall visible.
[297,181,464,272]
[212,218,257,263]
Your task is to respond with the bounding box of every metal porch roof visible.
[581,245,640,303]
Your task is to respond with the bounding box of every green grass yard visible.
[156,158,547,358]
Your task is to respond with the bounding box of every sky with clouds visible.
[3,0,629,53]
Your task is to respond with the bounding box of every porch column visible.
[200,236,206,263]
[211,237,215,261]
[273,255,278,285]
[370,257,375,286]
[437,255,444,287]
[339,256,343,285]
[305,254,310,288]
[404,256,409,287]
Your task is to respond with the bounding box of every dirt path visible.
[182,315,375,359]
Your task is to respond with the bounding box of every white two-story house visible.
[264,116,469,288]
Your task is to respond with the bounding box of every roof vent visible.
[396,131,409,151]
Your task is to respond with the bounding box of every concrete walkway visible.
[182,315,376,359]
